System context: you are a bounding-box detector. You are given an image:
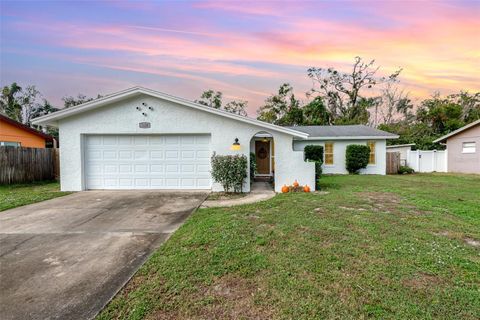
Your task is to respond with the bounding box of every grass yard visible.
[0,181,70,211]
[98,174,480,320]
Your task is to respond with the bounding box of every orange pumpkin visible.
[293,180,299,187]
[303,185,311,193]
[281,184,289,193]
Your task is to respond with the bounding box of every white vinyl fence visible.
[406,150,447,173]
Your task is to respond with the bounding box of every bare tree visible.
[377,82,413,125]
[20,85,43,126]
[307,56,401,124]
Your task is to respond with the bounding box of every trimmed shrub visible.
[398,165,415,174]
[249,152,257,181]
[304,145,324,189]
[345,145,370,174]
[211,153,248,192]
[304,145,324,162]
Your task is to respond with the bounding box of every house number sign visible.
[139,122,151,129]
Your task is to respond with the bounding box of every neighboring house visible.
[32,87,398,192]
[386,143,415,166]
[433,119,480,174]
[290,125,398,174]
[0,113,55,148]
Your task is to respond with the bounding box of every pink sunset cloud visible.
[1,1,478,113]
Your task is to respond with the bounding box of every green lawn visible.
[0,181,71,211]
[98,174,480,320]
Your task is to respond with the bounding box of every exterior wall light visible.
[231,138,241,151]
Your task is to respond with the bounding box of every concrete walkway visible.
[201,182,275,208]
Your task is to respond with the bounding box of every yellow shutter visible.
[324,142,334,165]
[368,141,376,164]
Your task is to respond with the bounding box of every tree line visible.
[0,83,101,139]
[2,57,479,149]
[198,57,479,150]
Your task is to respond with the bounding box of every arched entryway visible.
[249,131,274,182]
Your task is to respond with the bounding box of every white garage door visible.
[84,135,211,189]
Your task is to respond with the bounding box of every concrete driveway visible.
[0,190,208,320]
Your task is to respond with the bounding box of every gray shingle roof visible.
[286,125,398,138]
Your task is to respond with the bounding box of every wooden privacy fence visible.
[386,152,400,174]
[0,147,59,184]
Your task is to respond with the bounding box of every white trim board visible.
[300,135,399,140]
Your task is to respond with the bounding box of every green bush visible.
[249,152,257,181]
[398,165,415,174]
[304,145,323,189]
[211,153,248,192]
[304,145,324,162]
[345,145,370,174]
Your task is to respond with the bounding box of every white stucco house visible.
[290,125,398,174]
[32,87,398,192]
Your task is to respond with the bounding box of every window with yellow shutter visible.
[368,141,376,164]
[324,142,334,165]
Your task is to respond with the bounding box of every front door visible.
[255,140,270,175]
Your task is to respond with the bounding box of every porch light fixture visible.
[262,137,268,142]
[231,138,241,151]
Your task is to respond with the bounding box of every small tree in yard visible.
[304,145,323,189]
[211,154,248,193]
[345,145,370,174]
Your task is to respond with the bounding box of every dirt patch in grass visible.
[148,275,274,320]
[313,207,327,214]
[206,192,247,201]
[356,192,422,214]
[464,238,480,247]
[403,272,445,290]
[435,230,464,239]
[435,231,479,248]
[200,275,274,319]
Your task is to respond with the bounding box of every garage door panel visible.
[150,164,164,173]
[85,135,211,190]
[165,150,179,159]
[181,136,195,144]
[133,136,148,145]
[103,136,117,145]
[196,136,210,144]
[104,165,118,173]
[149,136,164,145]
[119,178,133,187]
[118,150,133,159]
[197,164,210,173]
[103,151,117,160]
[117,136,133,145]
[196,150,210,159]
[165,136,179,144]
[150,150,164,159]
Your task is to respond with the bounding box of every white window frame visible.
[324,142,334,166]
[0,141,21,147]
[367,141,376,165]
[462,142,476,154]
